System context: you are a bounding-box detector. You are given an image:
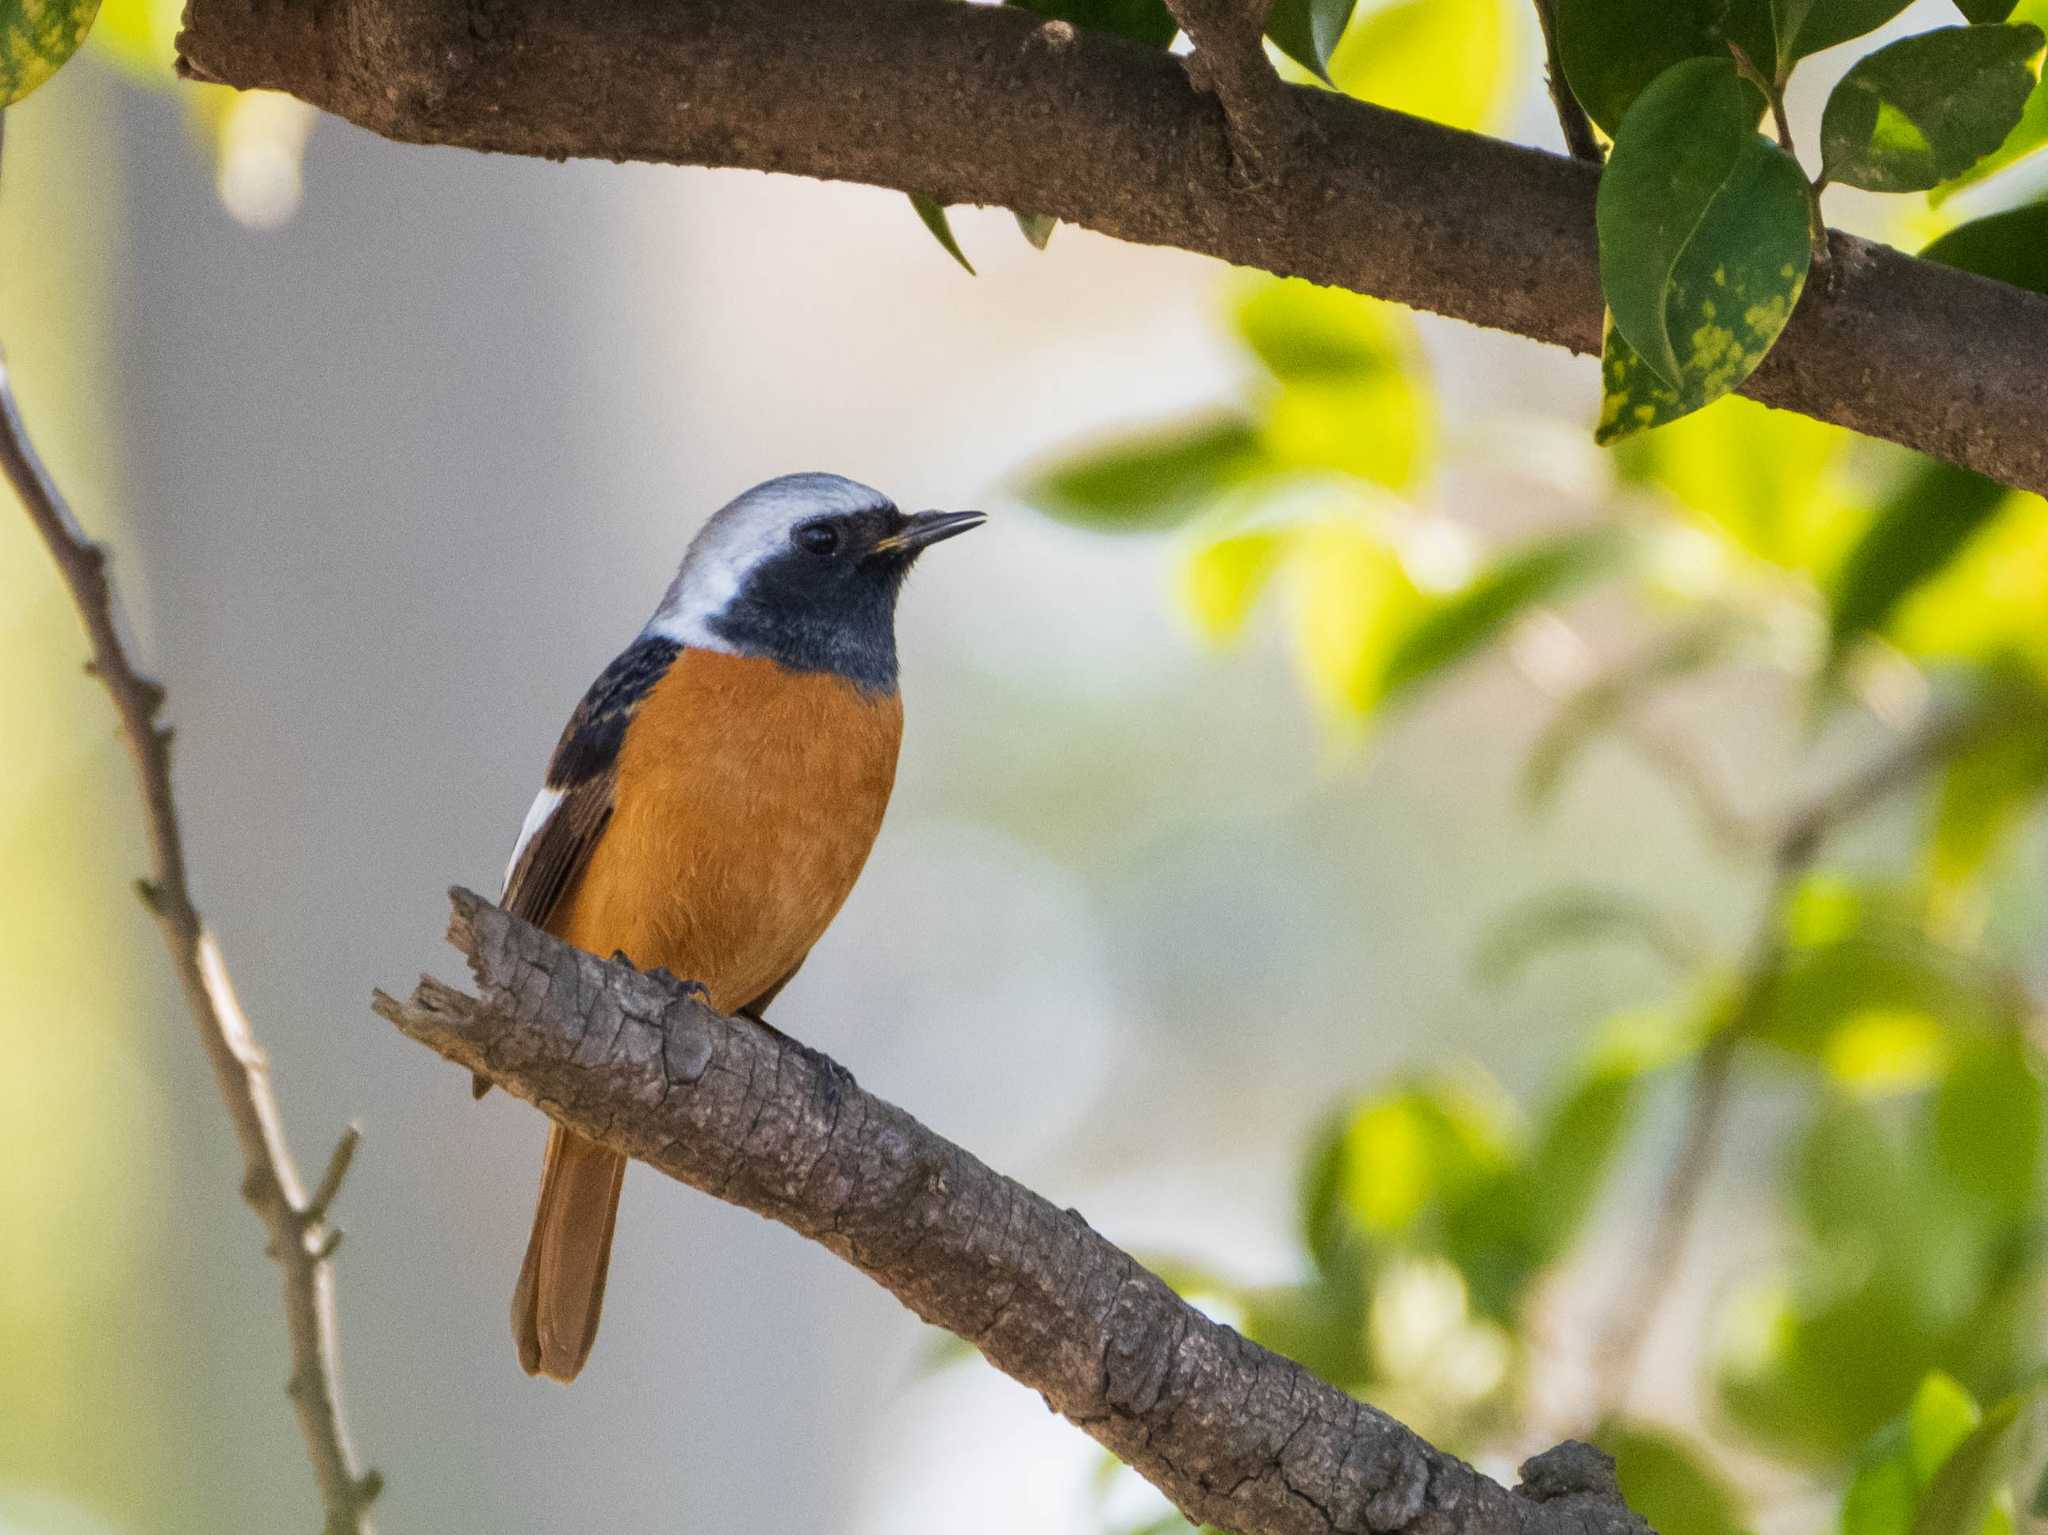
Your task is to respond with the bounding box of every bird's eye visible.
[794,521,840,557]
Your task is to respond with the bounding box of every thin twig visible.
[0,131,379,1528]
[1609,711,1760,855]
[1530,0,1601,162]
[1588,704,2003,1417]
[1518,614,1757,854]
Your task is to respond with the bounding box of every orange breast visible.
[551,649,904,1014]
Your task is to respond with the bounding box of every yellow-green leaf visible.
[1178,528,1290,643]
[0,0,102,105]
[1908,1375,1983,1490]
[1330,0,1517,133]
[1290,516,1423,719]
[1596,57,1810,413]
[1827,458,2013,666]
[1892,491,2048,677]
[1234,277,1418,383]
[1609,390,1857,574]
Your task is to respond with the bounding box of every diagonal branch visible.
[0,352,380,1530]
[376,887,1653,1535]
[173,0,2048,495]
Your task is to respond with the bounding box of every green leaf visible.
[1231,277,1436,489]
[1932,0,2048,199]
[1555,0,1775,135]
[1291,517,1426,720]
[1379,526,1629,703]
[1931,1038,2043,1220]
[1827,458,2012,664]
[1610,391,1855,570]
[1013,210,1057,249]
[1266,0,1357,79]
[1024,415,1264,530]
[1596,321,1700,442]
[1819,24,2046,192]
[1760,879,2021,1065]
[1007,0,1178,47]
[1928,679,2048,899]
[1235,278,1414,383]
[0,0,101,103]
[1908,1374,1984,1488]
[1518,1056,1642,1260]
[1845,1429,1919,1535]
[907,193,977,275]
[1958,0,2020,20]
[1596,58,1810,414]
[1339,1081,1511,1236]
[1921,200,2048,294]
[1914,1391,2024,1535]
[1778,0,1917,65]
[1329,0,1516,133]
[1178,528,1291,642]
[1598,1424,1747,1535]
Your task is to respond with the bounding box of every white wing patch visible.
[503,786,565,895]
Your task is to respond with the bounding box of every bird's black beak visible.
[873,510,987,554]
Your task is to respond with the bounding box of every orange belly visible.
[550,648,904,1014]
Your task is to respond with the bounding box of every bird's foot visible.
[798,1042,859,1106]
[744,1013,857,1105]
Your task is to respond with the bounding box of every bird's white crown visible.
[646,472,892,649]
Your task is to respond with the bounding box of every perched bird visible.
[493,472,983,1382]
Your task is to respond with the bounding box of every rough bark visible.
[175,0,2048,495]
[375,888,1653,1535]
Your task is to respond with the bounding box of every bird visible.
[491,471,984,1382]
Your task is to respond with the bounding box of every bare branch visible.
[173,0,2048,494]
[379,888,1654,1535]
[0,356,379,1530]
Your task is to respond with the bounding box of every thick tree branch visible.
[173,0,2048,494]
[0,347,380,1531]
[378,887,1653,1535]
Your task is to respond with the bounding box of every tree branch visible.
[1162,0,1303,185]
[173,0,2048,494]
[377,887,1653,1535]
[1529,0,1602,163]
[0,352,380,1531]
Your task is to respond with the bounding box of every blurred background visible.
[4,2,2047,1532]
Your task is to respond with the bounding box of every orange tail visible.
[512,1126,627,1382]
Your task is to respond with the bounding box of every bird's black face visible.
[706,504,985,693]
